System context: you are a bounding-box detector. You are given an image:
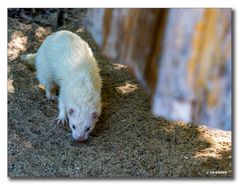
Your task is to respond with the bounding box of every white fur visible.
[33,30,102,141]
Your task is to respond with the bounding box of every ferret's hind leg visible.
[54,94,68,125]
[36,56,57,100]
[45,81,58,100]
[37,72,57,100]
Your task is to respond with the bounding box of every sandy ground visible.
[8,9,232,177]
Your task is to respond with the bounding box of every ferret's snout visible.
[72,130,89,143]
[76,136,84,142]
[74,136,86,143]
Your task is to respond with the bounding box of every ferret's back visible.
[37,30,93,65]
[35,30,95,84]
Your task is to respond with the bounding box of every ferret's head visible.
[67,106,100,142]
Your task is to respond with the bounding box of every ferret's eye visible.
[73,125,76,130]
[86,126,90,132]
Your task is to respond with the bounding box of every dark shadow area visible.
[8,9,232,177]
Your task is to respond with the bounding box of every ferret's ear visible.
[92,111,98,119]
[69,108,74,116]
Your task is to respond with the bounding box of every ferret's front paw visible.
[54,116,68,125]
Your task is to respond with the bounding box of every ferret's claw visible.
[46,94,57,100]
[50,95,57,100]
[54,117,68,125]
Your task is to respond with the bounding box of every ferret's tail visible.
[21,53,36,69]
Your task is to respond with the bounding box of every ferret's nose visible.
[76,136,85,143]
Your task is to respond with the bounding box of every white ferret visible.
[21,30,102,142]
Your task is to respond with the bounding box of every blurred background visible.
[85,8,232,130]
